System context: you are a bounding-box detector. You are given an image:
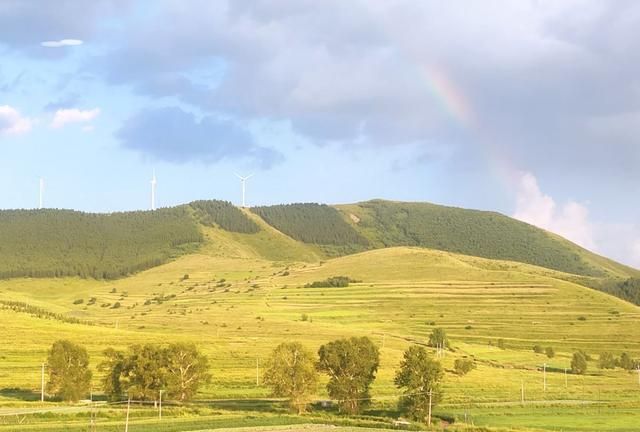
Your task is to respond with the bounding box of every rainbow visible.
[423,63,520,189]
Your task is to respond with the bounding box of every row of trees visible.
[598,351,640,370]
[46,340,210,403]
[264,337,444,424]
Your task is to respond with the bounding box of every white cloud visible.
[51,108,100,128]
[513,172,640,269]
[0,105,32,135]
[513,171,596,250]
[632,240,640,267]
[41,39,83,48]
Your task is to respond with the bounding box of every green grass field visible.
[0,221,639,431]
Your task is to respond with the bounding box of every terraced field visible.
[0,236,639,431]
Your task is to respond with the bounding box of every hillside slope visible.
[0,206,203,279]
[334,200,639,279]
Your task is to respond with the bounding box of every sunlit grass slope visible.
[0,246,639,416]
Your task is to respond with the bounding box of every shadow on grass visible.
[202,399,290,413]
[0,388,41,402]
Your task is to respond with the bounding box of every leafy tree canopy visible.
[394,346,444,422]
[264,342,318,414]
[46,340,92,402]
[317,336,379,415]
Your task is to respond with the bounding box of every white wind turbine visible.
[39,177,44,209]
[150,170,157,210]
[235,173,254,207]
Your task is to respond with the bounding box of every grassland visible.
[0,219,639,431]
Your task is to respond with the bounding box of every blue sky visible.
[1,1,639,267]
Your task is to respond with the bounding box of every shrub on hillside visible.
[454,358,476,376]
[304,276,360,288]
[545,347,555,358]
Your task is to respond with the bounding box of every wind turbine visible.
[39,177,44,209]
[150,170,157,210]
[235,173,254,207]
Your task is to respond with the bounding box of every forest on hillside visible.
[0,207,202,279]
[252,204,369,249]
[190,200,260,233]
[599,278,640,305]
[349,200,604,277]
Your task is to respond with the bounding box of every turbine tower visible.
[39,177,44,209]
[150,171,157,210]
[235,173,254,207]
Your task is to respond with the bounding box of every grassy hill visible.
[0,246,639,430]
[0,198,637,305]
[335,200,639,279]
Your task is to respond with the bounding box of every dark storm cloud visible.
[115,106,283,168]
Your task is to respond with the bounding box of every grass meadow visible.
[0,226,638,431]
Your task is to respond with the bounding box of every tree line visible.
[0,207,202,280]
[264,336,445,425]
[43,331,638,425]
[252,204,369,247]
[597,278,640,306]
[45,340,210,403]
[43,335,447,425]
[190,200,260,234]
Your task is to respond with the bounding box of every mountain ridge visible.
[0,198,637,302]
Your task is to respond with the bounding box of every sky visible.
[0,0,639,267]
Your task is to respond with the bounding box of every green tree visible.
[395,346,444,424]
[598,352,617,369]
[545,347,555,359]
[428,328,448,348]
[165,343,211,401]
[46,340,92,402]
[264,342,318,414]
[120,344,168,401]
[571,351,588,375]
[98,348,126,401]
[317,336,379,415]
[619,352,637,371]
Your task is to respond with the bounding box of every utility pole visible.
[520,379,525,404]
[427,389,433,426]
[89,403,97,432]
[41,363,45,402]
[159,390,163,420]
[256,358,260,386]
[636,365,640,386]
[125,396,131,432]
[564,368,568,389]
[543,363,547,392]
